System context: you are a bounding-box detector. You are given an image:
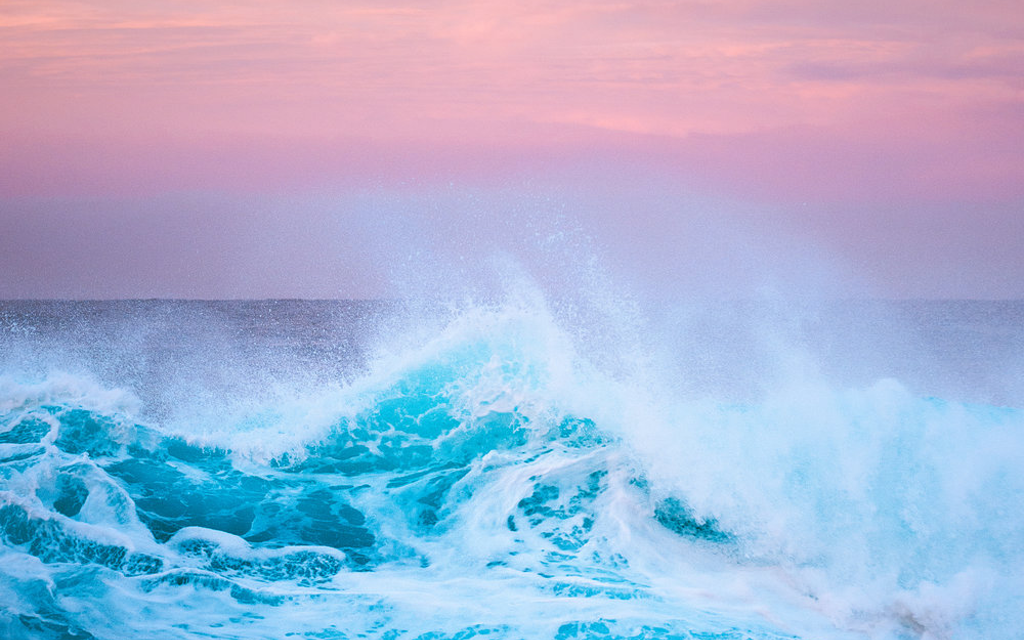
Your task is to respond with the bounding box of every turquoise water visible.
[1,298,1022,639]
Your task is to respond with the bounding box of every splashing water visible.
[0,292,1022,640]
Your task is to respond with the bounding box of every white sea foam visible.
[0,289,1022,639]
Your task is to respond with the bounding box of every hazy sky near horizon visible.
[1,0,1022,299]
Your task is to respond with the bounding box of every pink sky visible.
[1,0,1022,297]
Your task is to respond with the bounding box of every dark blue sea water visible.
[1,297,1022,639]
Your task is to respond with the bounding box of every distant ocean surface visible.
[1,298,1022,639]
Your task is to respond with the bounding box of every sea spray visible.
[0,292,1022,639]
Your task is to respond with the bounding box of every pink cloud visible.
[1,0,1021,202]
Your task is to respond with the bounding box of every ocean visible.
[0,296,1022,639]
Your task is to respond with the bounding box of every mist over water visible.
[1,205,1022,639]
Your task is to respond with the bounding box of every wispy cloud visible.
[1,0,1021,199]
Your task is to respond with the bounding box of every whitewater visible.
[0,290,1022,639]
